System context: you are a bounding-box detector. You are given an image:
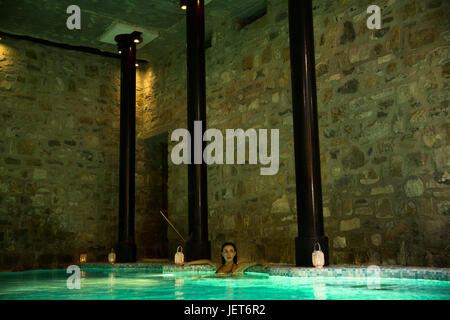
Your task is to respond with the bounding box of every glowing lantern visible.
[108,248,116,264]
[312,242,324,268]
[80,254,87,263]
[174,245,184,265]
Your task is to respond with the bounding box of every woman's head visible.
[221,242,238,265]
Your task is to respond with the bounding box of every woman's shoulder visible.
[234,261,259,273]
[235,261,254,267]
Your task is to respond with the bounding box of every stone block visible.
[355,206,373,216]
[271,195,290,214]
[242,56,254,71]
[333,236,347,248]
[390,156,403,177]
[423,125,443,148]
[370,233,382,246]
[85,65,99,78]
[26,158,42,166]
[359,168,379,185]
[316,63,328,77]
[423,220,445,247]
[25,49,37,60]
[375,199,394,218]
[48,140,60,147]
[223,215,235,230]
[342,147,365,170]
[370,185,394,195]
[417,198,434,217]
[337,79,359,94]
[404,178,424,197]
[408,27,436,49]
[342,199,352,216]
[261,46,272,64]
[282,48,290,62]
[340,21,355,44]
[17,140,35,155]
[340,218,360,231]
[83,135,99,148]
[32,168,47,180]
[4,157,21,165]
[332,250,355,265]
[323,206,331,217]
[9,180,23,193]
[376,52,394,64]
[436,201,449,215]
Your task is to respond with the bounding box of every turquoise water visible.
[0,269,449,300]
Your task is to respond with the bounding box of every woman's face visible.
[222,245,236,264]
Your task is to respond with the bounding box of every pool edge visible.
[1,263,448,282]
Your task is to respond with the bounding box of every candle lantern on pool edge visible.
[108,248,116,264]
[80,254,87,263]
[174,245,184,265]
[312,243,324,268]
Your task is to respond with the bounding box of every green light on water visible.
[0,270,448,300]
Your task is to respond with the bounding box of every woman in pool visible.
[182,242,268,274]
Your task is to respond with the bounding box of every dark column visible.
[114,32,141,262]
[288,0,329,266]
[185,0,211,261]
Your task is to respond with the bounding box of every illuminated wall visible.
[142,0,449,267]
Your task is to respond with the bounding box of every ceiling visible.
[0,0,267,61]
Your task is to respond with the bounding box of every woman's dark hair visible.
[221,242,238,265]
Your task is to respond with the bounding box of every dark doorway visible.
[136,132,168,260]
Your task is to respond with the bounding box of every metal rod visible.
[160,210,186,243]
[0,31,147,63]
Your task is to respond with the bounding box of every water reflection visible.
[174,278,184,299]
[108,273,115,285]
[1,269,448,300]
[312,281,327,300]
[366,265,381,290]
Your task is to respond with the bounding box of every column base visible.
[295,236,329,267]
[185,240,211,261]
[116,242,136,263]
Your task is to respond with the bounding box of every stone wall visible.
[313,0,449,267]
[142,0,449,267]
[0,37,122,270]
[0,36,167,270]
[1,0,447,270]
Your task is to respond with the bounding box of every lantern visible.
[80,253,87,263]
[312,242,324,268]
[108,248,116,264]
[174,245,184,265]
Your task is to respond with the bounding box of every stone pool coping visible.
[79,263,449,281]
